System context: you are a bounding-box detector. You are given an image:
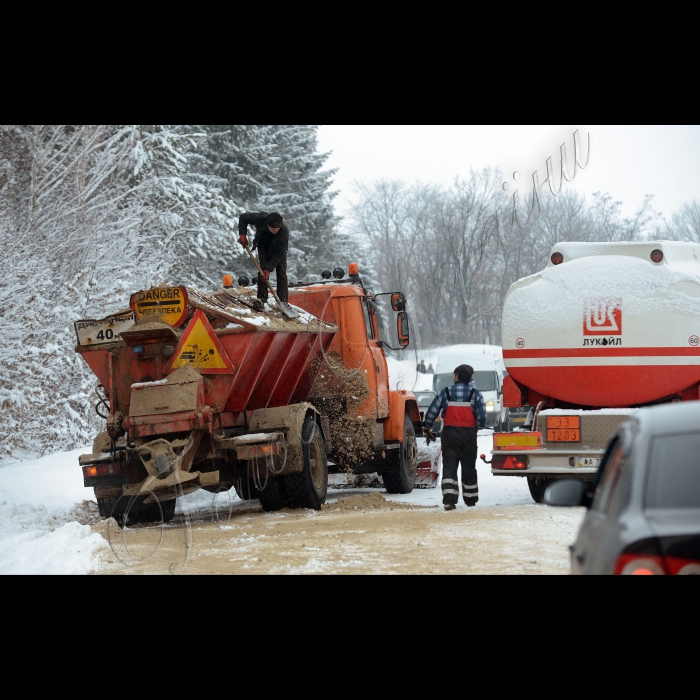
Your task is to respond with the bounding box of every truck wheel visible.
[527,477,554,504]
[383,414,418,494]
[234,477,259,501]
[98,495,176,527]
[285,416,328,510]
[256,474,288,512]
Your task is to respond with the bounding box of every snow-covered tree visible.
[183,125,341,282]
[0,125,239,462]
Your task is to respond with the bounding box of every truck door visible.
[363,299,389,419]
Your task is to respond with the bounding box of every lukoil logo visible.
[583,297,622,335]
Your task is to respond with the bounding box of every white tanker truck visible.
[488,241,700,503]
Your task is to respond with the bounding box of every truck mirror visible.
[397,311,410,348]
[391,293,405,312]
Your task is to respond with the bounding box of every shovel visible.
[244,244,299,319]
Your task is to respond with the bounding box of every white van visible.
[432,344,507,431]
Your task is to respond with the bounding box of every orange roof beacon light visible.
[349,263,360,278]
[222,274,233,288]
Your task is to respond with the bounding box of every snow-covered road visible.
[0,432,586,574]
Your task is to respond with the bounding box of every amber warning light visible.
[349,263,359,277]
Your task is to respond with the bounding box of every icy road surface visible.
[0,432,586,575]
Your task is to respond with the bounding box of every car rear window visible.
[646,433,700,509]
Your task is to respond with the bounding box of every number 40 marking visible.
[96,328,115,340]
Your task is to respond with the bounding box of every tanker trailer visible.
[75,266,419,525]
[487,241,700,503]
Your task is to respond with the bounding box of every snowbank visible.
[0,447,107,574]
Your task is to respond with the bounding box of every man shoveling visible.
[238,211,289,311]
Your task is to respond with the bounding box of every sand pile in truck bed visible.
[186,286,338,334]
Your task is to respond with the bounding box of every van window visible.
[434,371,497,393]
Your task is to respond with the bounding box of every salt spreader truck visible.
[487,241,700,502]
[75,264,422,525]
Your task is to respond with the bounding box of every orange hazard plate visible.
[546,415,580,442]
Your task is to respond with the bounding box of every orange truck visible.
[75,264,421,525]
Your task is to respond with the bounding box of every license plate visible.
[577,456,601,468]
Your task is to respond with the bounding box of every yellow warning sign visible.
[164,309,234,375]
[130,286,188,327]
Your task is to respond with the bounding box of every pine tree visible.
[183,125,341,282]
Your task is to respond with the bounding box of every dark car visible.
[544,401,700,575]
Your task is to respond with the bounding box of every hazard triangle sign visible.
[163,309,235,374]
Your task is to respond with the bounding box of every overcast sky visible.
[317,125,700,223]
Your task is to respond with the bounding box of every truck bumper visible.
[490,448,602,479]
[491,467,598,477]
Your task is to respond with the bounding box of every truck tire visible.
[284,416,328,510]
[234,477,259,501]
[98,494,176,527]
[256,474,288,512]
[383,414,418,494]
[527,477,554,504]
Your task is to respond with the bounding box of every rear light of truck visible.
[551,252,563,265]
[491,455,529,470]
[82,463,123,478]
[614,554,700,575]
[650,249,664,263]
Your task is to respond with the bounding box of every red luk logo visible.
[583,297,622,336]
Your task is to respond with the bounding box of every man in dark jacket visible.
[422,364,486,510]
[238,211,289,306]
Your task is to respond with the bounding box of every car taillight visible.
[664,557,700,575]
[614,555,668,575]
[82,463,122,478]
[614,554,700,575]
[491,455,528,470]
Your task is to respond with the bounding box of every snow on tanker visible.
[488,241,700,503]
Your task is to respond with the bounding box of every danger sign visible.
[163,309,234,374]
[130,286,188,328]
